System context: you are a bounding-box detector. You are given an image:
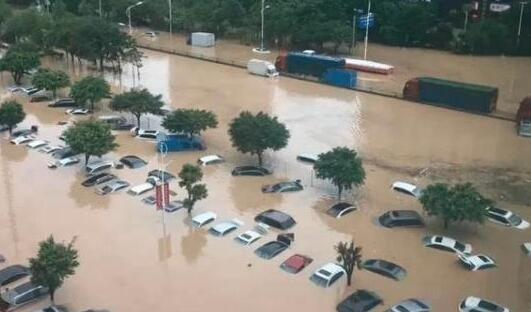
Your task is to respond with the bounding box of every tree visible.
[335,240,363,286]
[29,236,79,304]
[228,111,290,166]
[162,109,218,139]
[69,76,110,111]
[0,101,25,134]
[0,0,11,25]
[31,68,70,98]
[110,88,164,127]
[63,120,118,165]
[419,182,491,229]
[314,147,366,200]
[0,44,40,85]
[178,164,208,214]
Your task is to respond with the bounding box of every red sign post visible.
[155,184,162,210]
[163,183,170,207]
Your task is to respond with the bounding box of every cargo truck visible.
[275,52,345,78]
[247,59,279,77]
[321,69,357,89]
[189,32,215,47]
[403,77,498,114]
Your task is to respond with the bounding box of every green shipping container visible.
[418,77,498,113]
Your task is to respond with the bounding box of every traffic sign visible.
[358,13,375,29]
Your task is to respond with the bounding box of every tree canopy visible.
[69,76,111,111]
[63,120,118,165]
[419,182,491,229]
[31,68,70,98]
[178,164,208,214]
[0,43,40,85]
[29,235,79,304]
[314,147,366,200]
[0,100,25,134]
[335,240,363,286]
[110,88,164,127]
[228,111,290,166]
[162,109,218,138]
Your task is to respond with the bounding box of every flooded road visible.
[0,49,530,312]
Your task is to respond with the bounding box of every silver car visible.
[95,180,130,195]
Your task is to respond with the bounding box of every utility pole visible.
[260,0,265,51]
[464,9,469,32]
[126,2,144,35]
[363,0,371,60]
[351,14,357,53]
[168,0,172,37]
[517,1,529,46]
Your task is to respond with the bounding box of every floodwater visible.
[0,48,530,312]
[135,29,531,115]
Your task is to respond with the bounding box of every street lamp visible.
[126,1,145,35]
[363,0,371,60]
[517,1,529,46]
[252,0,270,54]
[168,0,172,37]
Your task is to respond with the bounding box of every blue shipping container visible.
[157,134,205,153]
[286,52,345,77]
[322,69,357,89]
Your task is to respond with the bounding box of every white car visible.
[130,127,160,140]
[10,135,35,145]
[296,153,319,164]
[459,296,509,312]
[191,212,217,228]
[48,157,80,169]
[522,242,531,257]
[66,108,90,115]
[127,183,154,196]
[197,155,224,166]
[208,219,243,237]
[309,263,345,288]
[486,207,529,230]
[40,145,63,154]
[392,181,423,198]
[458,254,496,271]
[234,230,262,246]
[27,140,48,149]
[422,235,472,255]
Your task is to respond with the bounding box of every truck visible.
[517,97,531,137]
[157,134,206,153]
[247,59,279,77]
[321,69,357,89]
[189,32,215,47]
[403,77,498,114]
[275,52,345,78]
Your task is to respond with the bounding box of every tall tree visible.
[228,111,290,166]
[162,109,218,139]
[335,240,363,286]
[0,0,11,25]
[314,147,366,200]
[420,182,491,229]
[110,88,164,127]
[63,120,118,165]
[0,101,25,134]
[0,43,40,85]
[29,236,79,304]
[178,164,208,214]
[31,68,70,98]
[69,76,110,111]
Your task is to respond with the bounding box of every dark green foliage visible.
[29,236,79,304]
[178,164,208,214]
[314,147,366,200]
[455,20,510,55]
[162,109,218,138]
[0,43,40,85]
[0,0,11,25]
[110,88,164,127]
[335,240,362,286]
[69,76,110,111]
[228,111,289,166]
[420,182,491,229]
[0,100,25,134]
[63,120,118,165]
[31,68,70,98]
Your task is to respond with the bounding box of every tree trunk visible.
[444,218,449,229]
[338,185,343,201]
[257,152,263,167]
[346,270,352,286]
[52,89,57,99]
[50,289,55,305]
[135,114,141,127]
[99,55,104,72]
[85,154,90,166]
[8,126,12,135]
[90,100,94,112]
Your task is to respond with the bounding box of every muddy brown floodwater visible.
[0,48,530,312]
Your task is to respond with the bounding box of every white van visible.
[247,59,279,78]
[127,183,155,196]
[86,160,114,175]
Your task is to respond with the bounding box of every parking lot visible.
[0,49,530,311]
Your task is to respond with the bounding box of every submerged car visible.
[361,259,407,281]
[486,207,529,230]
[198,154,225,166]
[208,220,243,237]
[422,235,472,255]
[0,265,30,286]
[48,157,80,169]
[81,173,116,187]
[0,282,48,310]
[119,155,147,169]
[458,254,496,271]
[391,181,423,198]
[10,135,35,145]
[131,127,160,140]
[310,263,345,288]
[296,153,319,164]
[254,240,289,260]
[66,108,90,115]
[234,230,262,246]
[385,298,431,312]
[326,202,357,218]
[147,170,176,182]
[95,180,129,195]
[337,290,383,312]
[127,183,154,196]
[378,210,424,228]
[458,296,509,312]
[254,209,296,230]
[27,140,48,149]
[191,212,217,228]
[280,254,313,274]
[40,145,63,154]
[231,166,271,176]
[262,180,303,193]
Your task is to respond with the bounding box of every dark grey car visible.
[362,259,407,281]
[231,166,271,176]
[254,241,289,259]
[254,209,296,230]
[378,210,424,228]
[0,282,48,309]
[0,265,30,286]
[120,155,147,169]
[337,289,383,312]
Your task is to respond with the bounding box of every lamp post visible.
[517,1,529,46]
[363,0,371,60]
[168,0,172,37]
[253,0,270,53]
[126,1,144,35]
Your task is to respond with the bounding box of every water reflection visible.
[180,226,207,264]
[68,174,111,210]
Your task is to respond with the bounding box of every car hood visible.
[515,219,530,230]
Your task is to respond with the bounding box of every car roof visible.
[87,159,113,166]
[282,254,311,270]
[338,289,382,311]
[257,209,295,223]
[239,230,261,240]
[211,221,238,232]
[297,153,318,160]
[464,254,494,264]
[487,207,510,216]
[0,265,28,280]
[392,181,418,192]
[463,296,506,310]
[192,211,217,223]
[389,210,422,219]
[111,180,128,186]
[200,154,223,162]
[315,263,344,277]
[13,281,38,293]
[327,202,355,216]
[394,298,430,310]
[131,183,153,192]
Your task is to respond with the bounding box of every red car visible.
[280,254,313,274]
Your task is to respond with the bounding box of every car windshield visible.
[395,306,409,312]
[102,186,112,193]
[234,236,248,245]
[310,274,328,287]
[477,299,500,310]
[508,214,522,225]
[241,233,251,240]
[271,184,284,191]
[454,241,465,252]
